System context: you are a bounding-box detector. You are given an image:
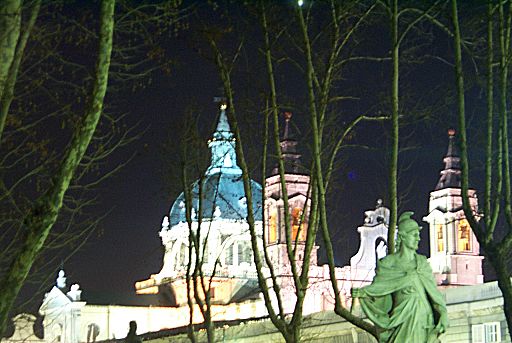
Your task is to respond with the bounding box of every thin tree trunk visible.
[0,0,115,335]
[0,0,41,145]
[484,0,495,235]
[488,246,512,341]
[259,1,286,321]
[452,0,512,340]
[208,37,289,336]
[0,0,21,103]
[295,3,378,339]
[495,2,512,339]
[388,0,399,254]
[182,160,197,343]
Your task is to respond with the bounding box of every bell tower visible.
[423,129,483,286]
[264,113,317,268]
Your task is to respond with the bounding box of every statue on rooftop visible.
[352,212,448,343]
[125,320,143,343]
[56,270,66,289]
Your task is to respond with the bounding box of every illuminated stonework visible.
[436,223,444,252]
[349,200,389,283]
[136,105,264,305]
[21,124,489,343]
[423,130,483,286]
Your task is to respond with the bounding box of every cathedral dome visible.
[168,106,263,226]
[169,175,262,226]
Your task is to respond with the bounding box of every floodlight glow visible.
[298,0,304,7]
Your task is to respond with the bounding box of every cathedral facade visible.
[2,107,490,343]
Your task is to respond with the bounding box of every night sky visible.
[6,1,492,310]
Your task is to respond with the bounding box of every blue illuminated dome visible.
[169,106,263,226]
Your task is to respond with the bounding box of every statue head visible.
[128,320,137,334]
[397,211,421,251]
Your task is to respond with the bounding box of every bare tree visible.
[0,0,188,328]
[0,0,21,109]
[452,0,512,339]
[180,115,216,343]
[202,1,385,340]
[0,0,116,335]
[0,0,40,144]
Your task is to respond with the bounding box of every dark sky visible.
[13,1,491,309]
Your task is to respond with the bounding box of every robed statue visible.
[352,212,448,343]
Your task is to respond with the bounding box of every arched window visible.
[225,242,233,265]
[291,207,307,242]
[375,237,387,260]
[179,242,188,266]
[238,242,253,264]
[437,224,444,252]
[458,219,471,252]
[268,207,278,244]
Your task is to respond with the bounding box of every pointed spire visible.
[213,103,232,139]
[272,112,304,175]
[435,129,461,190]
[206,103,241,175]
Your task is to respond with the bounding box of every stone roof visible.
[169,106,262,226]
[435,129,461,190]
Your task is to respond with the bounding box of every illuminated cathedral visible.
[4,106,501,343]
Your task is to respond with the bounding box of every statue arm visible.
[418,256,448,334]
[353,257,408,298]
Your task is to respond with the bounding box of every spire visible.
[272,112,304,175]
[435,129,461,190]
[206,103,241,175]
[213,103,231,139]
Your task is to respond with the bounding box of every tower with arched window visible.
[423,129,483,286]
[264,113,317,270]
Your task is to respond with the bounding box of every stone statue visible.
[352,212,448,343]
[56,270,66,289]
[67,284,81,301]
[125,320,143,343]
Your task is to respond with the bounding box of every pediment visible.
[39,287,71,314]
[423,209,443,223]
[424,206,464,223]
[288,193,308,203]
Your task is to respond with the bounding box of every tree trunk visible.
[487,248,512,341]
[388,0,399,254]
[0,0,41,145]
[0,0,21,102]
[452,0,512,339]
[0,0,115,335]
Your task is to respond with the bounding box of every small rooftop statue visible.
[67,284,82,301]
[125,320,143,343]
[364,199,390,226]
[352,212,448,343]
[161,216,169,230]
[56,270,66,289]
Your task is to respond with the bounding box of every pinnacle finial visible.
[448,128,456,136]
[283,112,292,139]
[56,270,66,289]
